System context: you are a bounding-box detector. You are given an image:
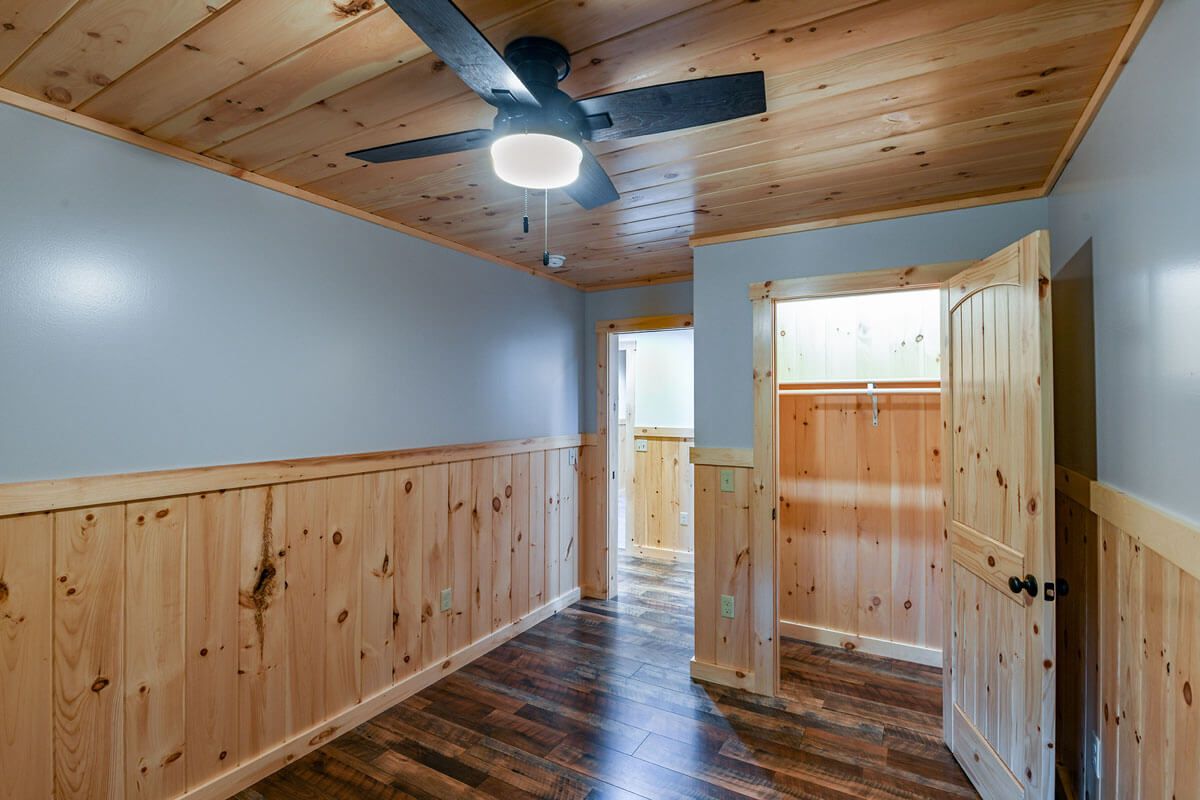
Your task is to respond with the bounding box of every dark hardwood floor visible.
[237,554,976,799]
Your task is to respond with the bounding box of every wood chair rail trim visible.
[0,434,587,517]
[689,447,754,468]
[1089,480,1200,583]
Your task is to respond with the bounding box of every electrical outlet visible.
[636,440,649,452]
[720,468,735,492]
[568,449,577,465]
[720,594,735,619]
[680,511,689,526]
[440,587,452,613]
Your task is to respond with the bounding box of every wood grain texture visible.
[0,512,53,799]
[236,554,978,799]
[0,1,1154,286]
[0,437,584,800]
[692,464,753,679]
[631,434,694,560]
[126,498,187,799]
[186,490,241,787]
[54,505,125,798]
[778,392,943,657]
[1091,485,1200,800]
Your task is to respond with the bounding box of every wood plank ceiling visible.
[0,0,1149,288]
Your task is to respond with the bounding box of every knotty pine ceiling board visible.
[0,0,1151,288]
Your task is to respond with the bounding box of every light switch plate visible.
[440,587,452,613]
[636,440,649,452]
[720,594,735,619]
[680,511,689,526]
[720,468,735,492]
[568,450,577,465]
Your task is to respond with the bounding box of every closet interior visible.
[776,289,945,671]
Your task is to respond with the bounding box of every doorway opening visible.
[775,286,945,692]
[615,328,695,598]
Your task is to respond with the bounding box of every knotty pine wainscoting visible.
[0,435,585,800]
[689,447,754,690]
[630,427,695,563]
[1054,466,1200,800]
[778,388,944,667]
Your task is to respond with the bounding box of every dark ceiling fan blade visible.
[565,148,619,210]
[382,0,539,108]
[576,72,766,142]
[346,129,492,163]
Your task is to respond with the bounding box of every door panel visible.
[942,231,1055,799]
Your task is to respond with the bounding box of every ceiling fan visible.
[347,0,768,211]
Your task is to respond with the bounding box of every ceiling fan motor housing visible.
[493,37,585,145]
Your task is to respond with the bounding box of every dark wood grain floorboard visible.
[236,554,977,800]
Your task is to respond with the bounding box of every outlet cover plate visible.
[440,587,452,613]
[720,594,735,619]
[636,440,649,452]
[680,511,689,526]
[568,450,577,465]
[720,469,735,492]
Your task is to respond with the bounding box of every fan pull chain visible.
[522,189,529,234]
[542,190,550,267]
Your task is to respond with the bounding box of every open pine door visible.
[941,231,1055,799]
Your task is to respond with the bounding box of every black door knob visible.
[1008,574,1038,597]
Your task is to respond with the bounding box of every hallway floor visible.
[237,554,975,799]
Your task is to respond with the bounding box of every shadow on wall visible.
[1051,237,1097,800]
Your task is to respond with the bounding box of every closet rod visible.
[778,388,939,396]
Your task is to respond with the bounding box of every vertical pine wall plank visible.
[492,455,513,629]
[285,480,326,734]
[0,512,53,799]
[560,449,577,592]
[394,469,422,679]
[857,395,892,642]
[186,490,241,786]
[693,467,717,666]
[511,453,531,619]
[238,486,287,761]
[54,505,125,798]
[448,461,472,653]
[325,475,363,714]
[545,450,561,600]
[421,464,449,664]
[715,470,751,670]
[125,498,187,799]
[528,454,546,609]
[361,471,395,697]
[469,459,493,643]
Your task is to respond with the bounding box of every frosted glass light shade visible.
[490,133,582,189]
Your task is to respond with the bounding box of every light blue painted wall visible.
[581,281,693,431]
[692,198,1049,449]
[0,104,583,482]
[1048,0,1200,526]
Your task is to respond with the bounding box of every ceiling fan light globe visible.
[491,133,582,189]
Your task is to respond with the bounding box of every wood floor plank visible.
[243,554,977,799]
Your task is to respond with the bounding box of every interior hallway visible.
[237,554,974,799]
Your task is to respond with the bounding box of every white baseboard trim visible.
[628,544,695,564]
[689,657,755,690]
[780,620,942,667]
[181,587,582,800]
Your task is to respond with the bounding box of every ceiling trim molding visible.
[0,87,579,291]
[688,187,1044,248]
[1043,0,1161,192]
[581,273,694,292]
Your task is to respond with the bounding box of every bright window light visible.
[491,133,582,189]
